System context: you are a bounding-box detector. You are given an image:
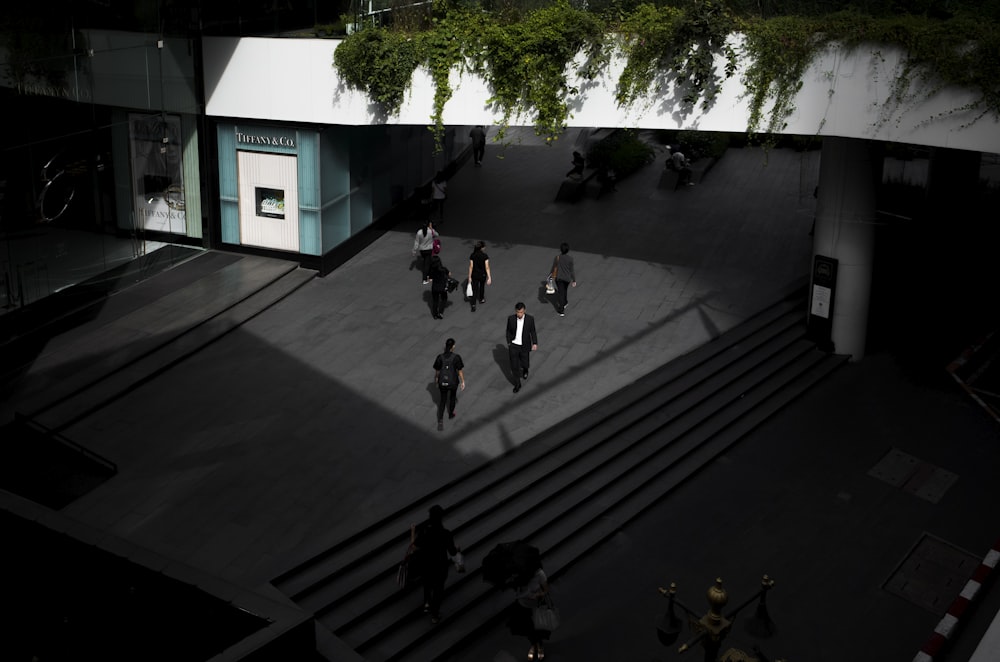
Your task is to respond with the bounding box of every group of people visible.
[413,223,494,320]
[422,239,577,429]
[403,133,583,659]
[407,506,552,660]
[417,241,577,438]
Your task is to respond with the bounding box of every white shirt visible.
[513,316,525,345]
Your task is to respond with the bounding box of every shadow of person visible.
[492,343,516,386]
[537,282,558,312]
[425,381,441,406]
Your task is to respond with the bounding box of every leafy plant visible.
[473,0,606,140]
[676,130,730,160]
[617,1,737,111]
[332,2,1000,149]
[739,9,1000,140]
[586,129,655,176]
[333,27,420,116]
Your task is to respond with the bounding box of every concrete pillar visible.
[812,137,882,361]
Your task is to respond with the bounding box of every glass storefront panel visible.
[0,96,194,318]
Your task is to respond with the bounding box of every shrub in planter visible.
[677,130,730,160]
[587,129,655,177]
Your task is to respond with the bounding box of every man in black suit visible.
[506,302,538,393]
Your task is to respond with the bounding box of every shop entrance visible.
[237,151,299,252]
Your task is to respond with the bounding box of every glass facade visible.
[0,19,205,318]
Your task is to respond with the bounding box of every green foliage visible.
[739,14,822,138]
[739,9,1000,139]
[586,129,655,175]
[333,28,420,115]
[419,11,467,150]
[332,1,1000,148]
[474,1,606,140]
[616,2,737,111]
[677,130,731,160]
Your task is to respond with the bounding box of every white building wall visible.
[202,35,1000,154]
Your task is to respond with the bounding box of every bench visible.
[555,168,599,202]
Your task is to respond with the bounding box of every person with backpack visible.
[433,338,465,431]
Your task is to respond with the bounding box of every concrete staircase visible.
[271,290,849,662]
[1,251,316,432]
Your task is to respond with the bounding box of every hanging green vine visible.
[333,27,420,116]
[419,10,469,151]
[473,1,605,141]
[332,2,1000,149]
[738,14,823,139]
[739,9,1000,139]
[616,1,737,115]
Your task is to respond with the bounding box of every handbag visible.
[545,254,559,294]
[465,281,473,298]
[432,238,442,254]
[449,550,466,573]
[532,594,560,631]
[397,545,415,588]
[447,277,460,293]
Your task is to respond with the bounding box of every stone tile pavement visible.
[5,127,999,661]
[34,130,817,593]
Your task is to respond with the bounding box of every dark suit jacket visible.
[506,313,538,347]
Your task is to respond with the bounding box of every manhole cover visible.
[868,448,958,503]
[868,448,921,487]
[884,534,979,614]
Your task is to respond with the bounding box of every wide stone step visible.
[266,289,848,662]
[353,348,848,661]
[272,294,808,604]
[306,327,813,628]
[26,260,314,431]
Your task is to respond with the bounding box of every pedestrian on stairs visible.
[411,505,462,624]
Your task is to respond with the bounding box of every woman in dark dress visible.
[467,240,491,312]
[506,564,551,660]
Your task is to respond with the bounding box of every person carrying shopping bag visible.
[412,220,439,284]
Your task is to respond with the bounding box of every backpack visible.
[437,353,457,388]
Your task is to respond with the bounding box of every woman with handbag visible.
[412,220,439,284]
[467,241,491,312]
[507,565,553,660]
[550,243,576,317]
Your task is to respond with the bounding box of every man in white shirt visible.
[505,302,539,393]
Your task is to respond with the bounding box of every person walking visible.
[470,125,487,166]
[431,172,448,222]
[550,243,577,317]
[429,254,451,320]
[433,338,465,430]
[506,302,538,393]
[506,564,552,660]
[467,241,491,312]
[410,505,462,624]
[412,220,439,284]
